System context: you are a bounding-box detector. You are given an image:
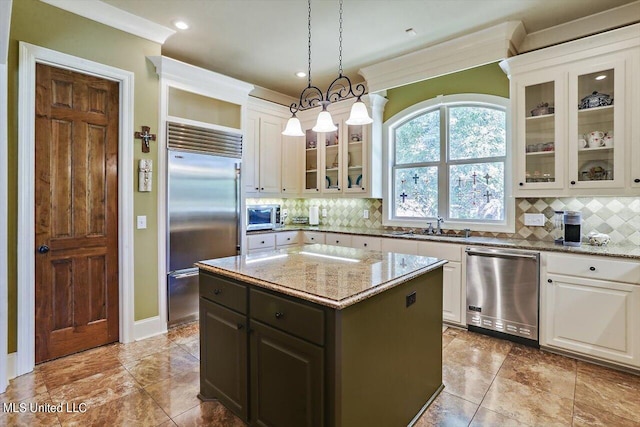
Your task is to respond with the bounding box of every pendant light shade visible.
[346,97,373,125]
[312,102,337,132]
[282,114,304,136]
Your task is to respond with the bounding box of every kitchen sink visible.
[388,231,468,239]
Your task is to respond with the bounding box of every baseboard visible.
[7,352,16,381]
[133,315,167,341]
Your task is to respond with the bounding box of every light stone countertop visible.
[252,225,640,260]
[196,244,447,309]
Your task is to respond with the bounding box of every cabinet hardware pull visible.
[589,266,596,271]
[261,187,264,190]
[287,238,290,241]
[364,243,368,247]
[338,187,341,190]
[213,289,221,295]
[316,189,319,191]
[519,182,523,186]
[237,323,244,330]
[635,179,640,183]
[275,311,284,319]
[547,279,552,283]
[261,241,265,244]
[255,187,259,190]
[283,188,286,191]
[570,181,576,185]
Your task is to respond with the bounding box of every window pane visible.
[449,107,505,160]
[394,167,438,218]
[395,110,440,164]
[449,162,504,221]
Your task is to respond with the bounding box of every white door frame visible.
[16,42,135,376]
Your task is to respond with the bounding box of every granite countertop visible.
[196,244,447,309]
[251,225,640,260]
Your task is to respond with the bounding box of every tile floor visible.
[1,323,638,426]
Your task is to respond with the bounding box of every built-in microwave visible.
[246,204,281,231]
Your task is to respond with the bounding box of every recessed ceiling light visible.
[595,75,607,80]
[173,20,189,30]
[295,71,307,78]
[405,28,417,36]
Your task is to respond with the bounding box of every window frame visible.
[383,94,514,233]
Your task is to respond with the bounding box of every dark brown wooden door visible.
[34,63,119,364]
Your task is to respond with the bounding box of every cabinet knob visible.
[287,238,290,241]
[261,187,264,190]
[214,289,221,295]
[338,187,341,191]
[261,241,265,244]
[570,181,576,185]
[283,188,286,191]
[589,266,596,271]
[237,323,244,330]
[336,240,339,244]
[519,182,524,186]
[275,311,284,319]
[316,188,319,192]
[311,237,315,241]
[255,187,259,190]
[547,279,552,283]
[364,243,368,247]
[362,188,365,191]
[635,179,640,183]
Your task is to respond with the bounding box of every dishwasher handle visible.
[465,248,538,261]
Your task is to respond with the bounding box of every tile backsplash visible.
[247,197,640,245]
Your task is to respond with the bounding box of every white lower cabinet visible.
[324,233,353,247]
[247,233,276,254]
[303,231,325,244]
[380,238,418,255]
[418,242,464,326]
[542,253,640,368]
[351,236,382,251]
[275,231,300,248]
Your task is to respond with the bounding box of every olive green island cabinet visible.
[196,244,446,427]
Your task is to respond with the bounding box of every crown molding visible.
[250,86,297,108]
[519,1,640,53]
[359,21,525,93]
[0,0,11,64]
[148,56,254,106]
[39,0,175,44]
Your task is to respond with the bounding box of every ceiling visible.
[101,0,636,97]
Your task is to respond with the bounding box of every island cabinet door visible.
[250,321,324,427]
[200,298,248,421]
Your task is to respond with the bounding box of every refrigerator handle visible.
[235,162,241,255]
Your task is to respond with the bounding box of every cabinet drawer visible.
[276,231,300,247]
[200,272,247,314]
[324,233,353,247]
[351,235,381,251]
[418,241,462,262]
[247,233,276,250]
[303,231,325,244]
[250,289,324,346]
[546,253,640,284]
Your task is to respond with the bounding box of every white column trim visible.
[17,42,135,376]
[0,0,12,397]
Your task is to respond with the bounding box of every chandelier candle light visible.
[282,0,373,137]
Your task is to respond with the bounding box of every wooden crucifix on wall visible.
[134,126,156,153]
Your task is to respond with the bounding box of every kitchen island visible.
[196,244,446,427]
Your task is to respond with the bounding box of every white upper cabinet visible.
[501,24,640,197]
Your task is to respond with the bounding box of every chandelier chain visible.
[338,0,343,76]
[307,0,312,87]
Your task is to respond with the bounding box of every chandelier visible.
[282,0,373,137]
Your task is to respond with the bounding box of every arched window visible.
[384,94,513,232]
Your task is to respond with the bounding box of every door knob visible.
[38,245,50,254]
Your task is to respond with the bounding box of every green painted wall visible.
[383,63,509,121]
[7,0,162,353]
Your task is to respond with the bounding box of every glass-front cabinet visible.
[322,124,342,194]
[343,123,368,194]
[303,125,321,194]
[515,72,565,191]
[568,58,625,189]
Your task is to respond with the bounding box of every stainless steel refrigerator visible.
[167,148,240,326]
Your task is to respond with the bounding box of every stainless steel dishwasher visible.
[466,247,540,345]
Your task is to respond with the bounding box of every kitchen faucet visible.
[424,222,434,235]
[436,217,444,234]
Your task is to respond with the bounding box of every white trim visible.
[6,353,16,381]
[150,56,253,337]
[133,316,165,341]
[0,63,7,393]
[0,0,11,394]
[39,0,175,44]
[382,93,514,233]
[359,22,525,93]
[519,2,640,53]
[17,42,135,376]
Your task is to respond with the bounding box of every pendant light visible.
[282,0,372,136]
